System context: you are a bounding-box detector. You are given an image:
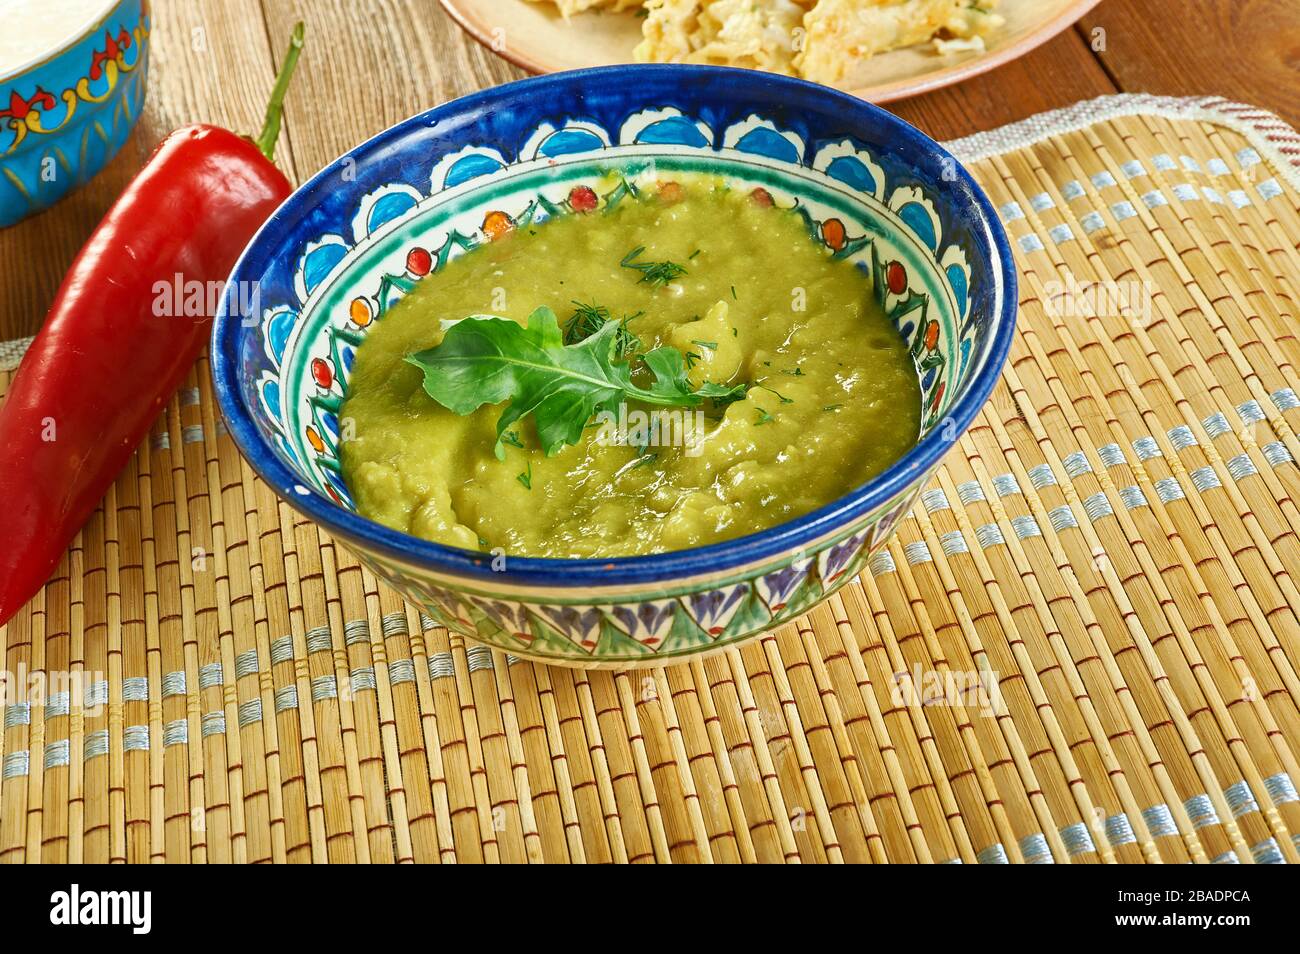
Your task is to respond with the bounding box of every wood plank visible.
[256,0,520,185]
[888,26,1116,140]
[1079,0,1300,125]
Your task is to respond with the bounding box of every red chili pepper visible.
[0,24,305,627]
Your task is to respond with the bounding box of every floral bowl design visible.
[212,66,1016,668]
[0,0,149,227]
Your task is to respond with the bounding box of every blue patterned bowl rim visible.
[212,64,1017,589]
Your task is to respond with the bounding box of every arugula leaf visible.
[404,306,746,458]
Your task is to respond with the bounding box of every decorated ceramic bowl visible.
[212,66,1016,668]
[0,0,150,227]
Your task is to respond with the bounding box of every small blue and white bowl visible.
[0,0,150,227]
[213,66,1016,668]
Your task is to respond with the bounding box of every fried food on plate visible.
[636,0,809,75]
[530,0,1003,82]
[797,0,1002,84]
[527,0,643,19]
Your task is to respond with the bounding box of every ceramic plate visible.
[440,0,1100,103]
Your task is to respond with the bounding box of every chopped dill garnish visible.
[564,300,641,356]
[500,430,524,449]
[781,367,805,377]
[516,463,533,490]
[684,351,702,369]
[754,408,774,426]
[732,327,738,337]
[692,339,718,351]
[730,285,737,300]
[823,404,843,412]
[688,249,701,260]
[621,246,688,288]
[619,312,645,351]
[563,300,608,342]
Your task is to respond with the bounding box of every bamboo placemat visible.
[3,94,1300,864]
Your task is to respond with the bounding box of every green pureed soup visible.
[340,180,922,558]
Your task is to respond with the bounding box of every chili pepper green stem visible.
[253,21,305,163]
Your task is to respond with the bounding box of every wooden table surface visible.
[1,0,1296,342]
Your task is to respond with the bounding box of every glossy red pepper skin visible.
[0,126,291,626]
